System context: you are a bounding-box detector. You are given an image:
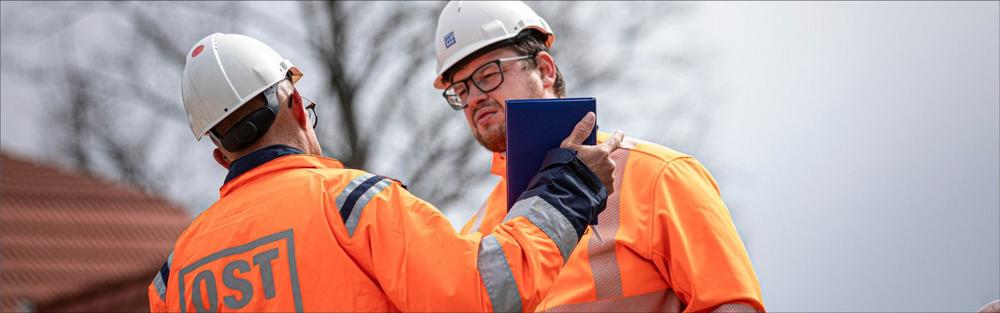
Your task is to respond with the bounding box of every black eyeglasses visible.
[300,95,318,129]
[442,54,536,110]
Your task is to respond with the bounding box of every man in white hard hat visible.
[148,32,622,312]
[433,1,766,312]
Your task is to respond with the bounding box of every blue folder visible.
[505,97,597,210]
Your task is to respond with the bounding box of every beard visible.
[472,99,507,152]
[471,81,544,153]
[473,117,507,152]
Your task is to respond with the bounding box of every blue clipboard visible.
[505,97,597,211]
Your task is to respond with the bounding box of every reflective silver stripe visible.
[588,148,631,300]
[477,235,523,312]
[504,196,578,262]
[153,250,173,300]
[153,272,166,300]
[344,178,392,236]
[336,173,375,210]
[541,288,683,312]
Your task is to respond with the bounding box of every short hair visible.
[444,30,565,97]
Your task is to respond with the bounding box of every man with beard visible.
[432,1,766,312]
[149,32,620,312]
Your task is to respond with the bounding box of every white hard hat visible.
[181,33,302,140]
[433,1,554,89]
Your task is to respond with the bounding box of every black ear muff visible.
[232,122,258,143]
[218,84,281,152]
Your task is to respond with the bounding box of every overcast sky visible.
[1,2,997,312]
[682,2,999,311]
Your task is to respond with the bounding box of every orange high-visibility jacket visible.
[461,133,766,312]
[148,152,584,312]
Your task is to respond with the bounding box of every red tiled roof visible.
[0,152,191,312]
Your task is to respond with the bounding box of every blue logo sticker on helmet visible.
[444,31,456,49]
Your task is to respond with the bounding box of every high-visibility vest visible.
[148,153,579,312]
[461,132,766,312]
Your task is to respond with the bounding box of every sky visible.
[1,1,998,312]
[683,2,999,311]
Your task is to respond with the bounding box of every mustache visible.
[473,100,501,117]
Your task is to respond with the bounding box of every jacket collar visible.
[220,146,344,197]
[491,152,506,178]
[224,145,306,183]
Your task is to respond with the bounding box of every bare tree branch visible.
[53,38,95,175]
[121,3,187,67]
[5,1,709,215]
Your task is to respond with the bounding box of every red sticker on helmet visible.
[191,45,205,58]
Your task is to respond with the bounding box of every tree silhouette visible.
[1,1,709,214]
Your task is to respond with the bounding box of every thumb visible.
[561,112,596,148]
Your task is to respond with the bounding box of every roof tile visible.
[0,153,190,311]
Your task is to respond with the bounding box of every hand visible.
[560,112,624,195]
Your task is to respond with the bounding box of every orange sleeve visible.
[148,276,168,312]
[335,178,578,312]
[650,157,765,312]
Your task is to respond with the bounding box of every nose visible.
[465,84,490,111]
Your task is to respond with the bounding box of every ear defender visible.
[218,84,281,152]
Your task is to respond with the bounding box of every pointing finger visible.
[604,130,625,153]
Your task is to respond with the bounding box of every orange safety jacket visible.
[148,145,594,312]
[461,133,766,312]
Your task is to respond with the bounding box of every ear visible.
[289,88,309,129]
[213,148,231,169]
[535,51,557,89]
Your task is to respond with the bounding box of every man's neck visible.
[224,144,306,183]
[229,137,310,161]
